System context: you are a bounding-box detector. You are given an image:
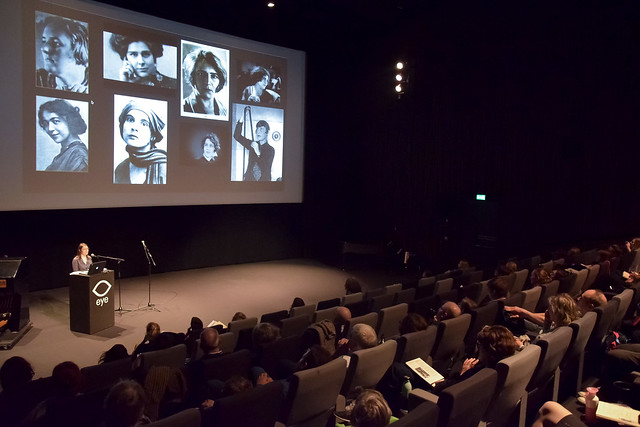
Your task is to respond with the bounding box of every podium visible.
[69,270,114,334]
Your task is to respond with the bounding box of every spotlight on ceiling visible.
[396,61,404,70]
[394,61,408,98]
[267,2,275,7]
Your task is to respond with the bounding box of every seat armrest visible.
[408,388,438,410]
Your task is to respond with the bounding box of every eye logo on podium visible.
[92,280,112,298]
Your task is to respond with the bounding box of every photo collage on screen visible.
[32,2,287,186]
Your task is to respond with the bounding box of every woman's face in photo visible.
[203,138,219,159]
[41,25,76,76]
[41,111,70,144]
[193,60,219,101]
[122,109,152,149]
[255,125,268,143]
[126,41,157,79]
[258,74,269,90]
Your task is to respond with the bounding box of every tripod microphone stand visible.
[141,240,159,311]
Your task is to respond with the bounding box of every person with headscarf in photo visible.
[108,34,176,88]
[182,49,228,116]
[36,15,89,93]
[114,100,167,184]
[38,98,88,172]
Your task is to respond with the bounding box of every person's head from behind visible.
[458,297,478,314]
[505,261,518,273]
[200,327,221,354]
[252,322,281,347]
[348,323,377,352]
[222,375,253,397]
[352,389,392,427]
[109,34,163,80]
[577,289,607,316]
[104,380,146,427]
[183,49,227,101]
[38,99,87,145]
[190,316,204,331]
[476,325,518,368]
[100,344,129,364]
[201,132,221,161]
[546,293,581,330]
[488,275,510,300]
[249,66,270,89]
[458,259,471,270]
[231,311,247,322]
[52,361,82,396]
[345,277,362,294]
[530,267,552,286]
[436,301,461,323]
[290,297,305,310]
[144,322,161,341]
[335,306,352,327]
[399,313,428,335]
[0,356,34,393]
[40,16,88,75]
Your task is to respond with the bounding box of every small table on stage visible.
[69,270,115,334]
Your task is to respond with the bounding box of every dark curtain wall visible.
[4,1,640,290]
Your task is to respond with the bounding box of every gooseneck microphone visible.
[141,240,148,251]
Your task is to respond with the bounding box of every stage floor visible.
[0,258,402,380]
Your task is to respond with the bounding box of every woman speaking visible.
[72,243,92,272]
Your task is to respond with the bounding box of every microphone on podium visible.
[91,253,97,258]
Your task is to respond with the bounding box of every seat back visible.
[465,301,499,355]
[341,339,397,396]
[588,298,620,352]
[432,314,471,372]
[409,296,439,319]
[80,357,133,393]
[418,276,436,287]
[342,292,364,305]
[536,280,559,312]
[521,287,542,313]
[290,304,316,321]
[568,269,589,298]
[313,306,338,323]
[557,273,577,295]
[260,309,289,325]
[370,293,395,312]
[439,368,499,427]
[459,282,484,305]
[200,349,252,382]
[511,269,529,294]
[346,312,379,336]
[207,380,284,427]
[280,314,311,338]
[583,264,601,292]
[611,289,634,331]
[138,344,187,372]
[344,299,370,317]
[218,331,236,354]
[376,303,409,340]
[528,326,572,392]
[282,357,348,426]
[255,335,304,379]
[555,311,597,400]
[147,408,200,427]
[434,278,454,295]
[393,401,439,427]
[503,292,524,308]
[396,326,438,363]
[385,283,403,295]
[483,344,541,426]
[394,288,416,305]
[317,297,341,310]
[540,260,554,274]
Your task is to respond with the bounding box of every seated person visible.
[336,389,398,427]
[532,401,585,427]
[399,313,428,335]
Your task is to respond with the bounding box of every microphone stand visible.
[142,243,158,310]
[92,254,128,313]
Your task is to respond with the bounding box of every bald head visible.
[348,323,378,351]
[578,289,607,315]
[200,327,220,354]
[436,301,461,322]
[336,306,352,325]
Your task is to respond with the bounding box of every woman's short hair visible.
[530,267,552,286]
[99,344,129,364]
[109,33,163,60]
[547,293,581,328]
[399,313,428,335]
[477,325,519,367]
[43,16,89,66]
[249,66,270,84]
[352,389,392,427]
[76,242,88,256]
[182,49,227,92]
[38,99,87,136]
[145,322,161,339]
[118,100,165,144]
[344,277,362,294]
[201,132,221,150]
[104,380,146,427]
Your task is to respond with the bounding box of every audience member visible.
[132,322,161,357]
[530,267,552,287]
[398,313,428,335]
[0,356,34,394]
[576,289,607,316]
[458,297,478,314]
[289,297,306,316]
[347,389,395,427]
[100,344,130,364]
[104,380,149,427]
[252,322,281,348]
[486,275,511,302]
[200,327,224,358]
[345,277,363,295]
[434,301,461,323]
[184,316,204,358]
[335,323,378,360]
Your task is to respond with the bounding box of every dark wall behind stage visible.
[4,1,640,290]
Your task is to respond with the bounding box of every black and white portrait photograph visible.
[36,96,89,173]
[180,122,229,167]
[231,104,283,182]
[103,31,177,88]
[236,55,286,105]
[113,94,168,184]
[181,40,230,121]
[35,11,89,93]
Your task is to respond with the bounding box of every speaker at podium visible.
[69,263,114,334]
